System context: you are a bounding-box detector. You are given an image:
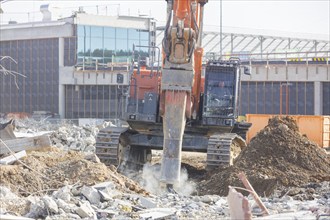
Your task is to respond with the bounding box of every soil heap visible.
[0,147,148,197]
[199,116,330,196]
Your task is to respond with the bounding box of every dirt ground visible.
[1,116,329,200]
[0,147,148,197]
[197,116,330,196]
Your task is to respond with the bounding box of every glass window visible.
[128,29,140,40]
[116,28,127,39]
[91,26,103,38]
[140,30,149,41]
[77,25,84,37]
[91,37,103,58]
[77,25,91,37]
[323,82,330,115]
[104,38,115,52]
[116,39,128,54]
[128,39,140,51]
[104,27,115,39]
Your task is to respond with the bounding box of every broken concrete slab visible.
[75,201,96,219]
[138,196,157,209]
[96,209,117,219]
[0,150,27,165]
[41,195,59,214]
[45,213,81,220]
[26,197,47,219]
[81,185,101,205]
[0,214,34,220]
[56,198,76,213]
[0,135,51,154]
[227,186,252,220]
[129,194,157,209]
[0,186,19,199]
[84,152,100,163]
[256,211,321,219]
[98,190,112,202]
[53,185,72,202]
[93,181,115,190]
[0,120,16,141]
[139,208,176,219]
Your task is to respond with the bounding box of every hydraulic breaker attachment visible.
[160,90,187,185]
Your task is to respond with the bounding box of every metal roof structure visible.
[156,28,330,60]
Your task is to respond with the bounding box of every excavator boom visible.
[160,0,208,186]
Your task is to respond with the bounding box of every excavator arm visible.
[160,0,208,186]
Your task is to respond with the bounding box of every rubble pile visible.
[1,117,329,219]
[0,147,148,197]
[3,118,115,152]
[50,124,100,152]
[199,116,330,196]
[1,181,329,219]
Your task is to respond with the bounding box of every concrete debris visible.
[237,172,269,216]
[53,185,71,202]
[0,178,329,220]
[0,135,51,154]
[26,197,47,219]
[75,201,96,219]
[0,185,19,199]
[84,152,101,163]
[41,195,59,214]
[227,186,252,220]
[0,214,34,220]
[0,150,27,165]
[81,185,101,205]
[139,208,176,219]
[0,117,329,220]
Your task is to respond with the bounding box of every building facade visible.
[239,58,330,116]
[0,13,156,118]
[0,12,329,118]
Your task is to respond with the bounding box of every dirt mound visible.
[199,116,330,196]
[0,147,148,196]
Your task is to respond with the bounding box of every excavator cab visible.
[202,59,240,126]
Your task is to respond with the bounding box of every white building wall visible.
[241,63,329,115]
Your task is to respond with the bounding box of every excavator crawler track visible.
[95,127,127,166]
[206,133,246,170]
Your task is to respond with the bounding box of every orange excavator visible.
[96,0,251,189]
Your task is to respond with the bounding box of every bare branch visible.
[0,56,26,89]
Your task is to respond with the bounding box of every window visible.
[76,25,150,69]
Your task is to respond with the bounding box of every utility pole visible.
[220,0,223,59]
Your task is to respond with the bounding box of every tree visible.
[0,56,26,89]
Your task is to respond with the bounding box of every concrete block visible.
[53,185,71,202]
[0,214,34,220]
[75,202,95,219]
[81,186,101,205]
[84,153,100,163]
[56,198,76,213]
[98,190,112,201]
[139,208,176,219]
[138,196,157,209]
[0,150,27,165]
[42,195,59,214]
[93,182,115,190]
[227,187,252,220]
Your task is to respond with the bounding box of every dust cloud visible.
[122,163,196,196]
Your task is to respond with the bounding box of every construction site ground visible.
[0,116,329,219]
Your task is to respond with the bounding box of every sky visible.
[0,0,329,40]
